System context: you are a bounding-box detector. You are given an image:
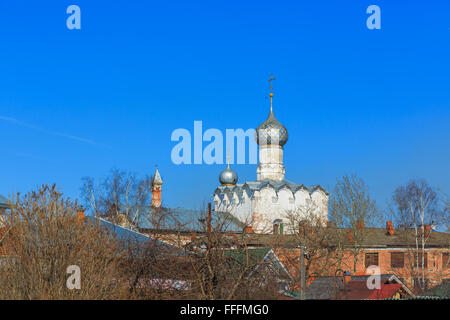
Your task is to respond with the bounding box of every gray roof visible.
[214,179,329,197]
[304,276,345,300]
[349,274,395,282]
[87,216,183,256]
[135,207,245,233]
[231,228,450,248]
[0,194,9,209]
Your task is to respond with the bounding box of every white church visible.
[213,80,329,234]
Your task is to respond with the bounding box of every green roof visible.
[423,280,450,298]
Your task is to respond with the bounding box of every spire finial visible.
[152,165,163,185]
[227,150,230,168]
[268,73,276,112]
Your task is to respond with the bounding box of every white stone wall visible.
[214,186,329,234]
[214,188,254,226]
[257,145,285,181]
[311,189,329,223]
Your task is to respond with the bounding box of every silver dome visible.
[256,108,288,146]
[219,164,238,186]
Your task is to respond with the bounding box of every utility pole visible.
[299,246,307,300]
[207,203,212,249]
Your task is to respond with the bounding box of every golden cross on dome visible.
[268,73,276,111]
[268,73,276,93]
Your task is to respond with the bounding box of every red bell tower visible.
[151,167,163,208]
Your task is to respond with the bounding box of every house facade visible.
[267,223,450,291]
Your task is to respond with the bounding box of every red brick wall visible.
[335,249,450,287]
[151,185,162,208]
[275,247,450,289]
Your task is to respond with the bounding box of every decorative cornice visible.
[214,180,329,198]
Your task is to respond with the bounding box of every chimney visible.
[386,221,394,235]
[76,210,85,223]
[356,219,365,230]
[191,232,197,241]
[244,226,253,234]
[424,225,431,237]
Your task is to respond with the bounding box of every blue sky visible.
[0,0,449,215]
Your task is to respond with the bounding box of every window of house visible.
[443,252,449,269]
[365,253,379,268]
[413,252,428,269]
[391,252,404,268]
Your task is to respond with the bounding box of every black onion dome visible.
[256,108,288,146]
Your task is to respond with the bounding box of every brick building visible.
[204,220,450,293]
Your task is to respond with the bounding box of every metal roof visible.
[240,228,450,248]
[304,276,345,300]
[0,194,9,209]
[87,216,183,255]
[134,207,244,233]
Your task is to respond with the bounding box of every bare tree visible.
[391,179,444,292]
[183,204,282,300]
[328,174,379,273]
[0,183,286,300]
[283,201,337,297]
[0,185,199,300]
[438,189,450,233]
[80,169,153,226]
[0,185,129,299]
